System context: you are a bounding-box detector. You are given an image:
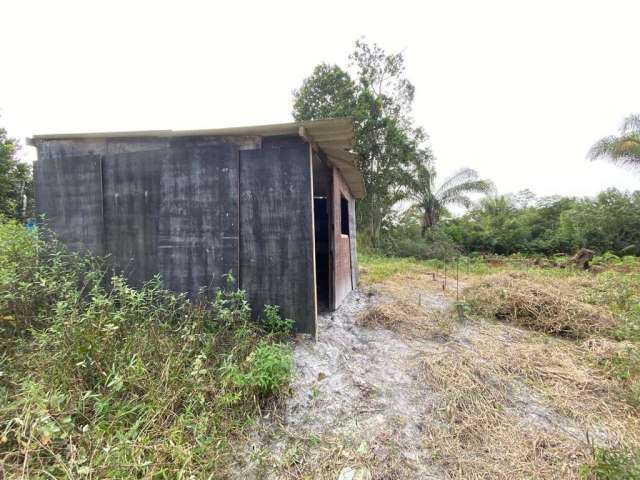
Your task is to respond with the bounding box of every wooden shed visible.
[29,118,364,336]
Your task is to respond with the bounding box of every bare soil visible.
[232,272,638,479]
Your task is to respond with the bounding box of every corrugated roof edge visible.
[27,118,351,141]
[27,117,365,199]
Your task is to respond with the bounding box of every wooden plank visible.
[349,196,359,288]
[239,139,315,334]
[158,144,240,294]
[35,153,104,255]
[102,149,165,286]
[332,168,354,308]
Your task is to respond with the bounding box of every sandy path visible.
[234,290,448,479]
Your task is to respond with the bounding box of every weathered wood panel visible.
[239,139,316,334]
[102,149,165,286]
[35,138,107,159]
[349,195,359,288]
[34,153,104,255]
[332,167,354,308]
[158,144,240,294]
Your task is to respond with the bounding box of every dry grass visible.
[357,268,640,477]
[582,336,637,363]
[357,300,455,340]
[241,258,640,479]
[422,348,588,479]
[352,256,640,478]
[464,273,617,338]
[421,322,640,479]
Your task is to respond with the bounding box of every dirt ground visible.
[232,270,638,479]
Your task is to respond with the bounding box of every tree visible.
[292,64,357,121]
[407,158,494,236]
[292,40,427,247]
[588,114,640,170]
[0,121,32,220]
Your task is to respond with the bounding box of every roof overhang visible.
[28,118,365,199]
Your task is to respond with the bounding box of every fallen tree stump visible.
[571,248,595,270]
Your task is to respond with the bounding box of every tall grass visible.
[0,220,293,478]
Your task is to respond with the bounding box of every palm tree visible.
[408,160,494,236]
[588,114,640,169]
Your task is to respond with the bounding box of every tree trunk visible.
[421,212,428,237]
[421,207,437,237]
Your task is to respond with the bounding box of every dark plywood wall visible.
[34,153,105,255]
[102,149,164,286]
[158,144,240,293]
[239,140,316,334]
[34,135,317,334]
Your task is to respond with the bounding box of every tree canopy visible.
[292,40,430,247]
[0,121,31,220]
[406,157,494,236]
[589,114,640,170]
[442,189,640,256]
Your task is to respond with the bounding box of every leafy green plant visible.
[262,304,294,336]
[581,447,640,479]
[0,219,294,478]
[221,341,293,397]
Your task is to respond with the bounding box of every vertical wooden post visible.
[443,256,447,291]
[456,258,459,302]
[308,144,318,339]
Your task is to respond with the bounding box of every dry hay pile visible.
[463,273,617,338]
[357,301,426,330]
[472,326,639,434]
[421,323,640,479]
[422,350,587,479]
[357,301,453,339]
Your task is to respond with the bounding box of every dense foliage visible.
[589,114,640,170]
[0,124,32,220]
[0,220,293,478]
[293,40,431,247]
[406,164,493,236]
[379,188,640,258]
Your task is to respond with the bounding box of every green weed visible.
[0,219,294,478]
[262,304,295,336]
[581,447,640,479]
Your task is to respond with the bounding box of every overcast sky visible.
[1,0,639,198]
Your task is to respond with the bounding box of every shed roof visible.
[28,118,365,199]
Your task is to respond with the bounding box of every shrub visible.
[0,220,294,478]
[262,304,295,336]
[222,342,293,397]
[381,227,461,261]
[581,447,640,479]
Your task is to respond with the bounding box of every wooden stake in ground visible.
[443,257,447,292]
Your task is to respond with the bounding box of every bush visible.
[262,304,295,336]
[384,227,460,260]
[222,341,293,397]
[581,447,640,479]
[0,220,294,478]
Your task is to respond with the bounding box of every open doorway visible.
[314,197,331,311]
